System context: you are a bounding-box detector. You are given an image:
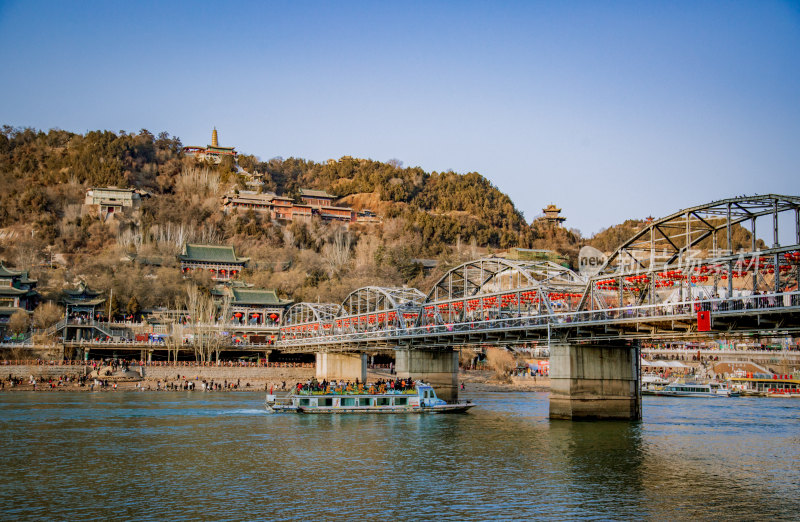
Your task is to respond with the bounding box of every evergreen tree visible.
[127,296,141,320]
[108,294,120,320]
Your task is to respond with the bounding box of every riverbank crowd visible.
[0,359,314,369]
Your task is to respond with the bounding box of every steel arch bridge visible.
[418,258,586,327]
[278,195,800,352]
[280,287,427,341]
[579,194,800,312]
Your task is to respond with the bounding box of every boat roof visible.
[295,391,421,397]
[729,377,800,383]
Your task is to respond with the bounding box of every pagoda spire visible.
[212,128,218,147]
[542,203,566,226]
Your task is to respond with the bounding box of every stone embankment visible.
[0,362,314,388]
[140,365,313,384]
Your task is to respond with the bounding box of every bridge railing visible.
[8,291,798,349]
[276,290,800,346]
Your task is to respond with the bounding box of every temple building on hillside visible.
[222,192,278,213]
[0,262,39,337]
[63,281,106,322]
[319,206,355,222]
[542,204,566,227]
[183,128,237,163]
[221,188,379,225]
[297,189,355,223]
[271,196,296,220]
[212,285,292,327]
[299,189,336,208]
[291,204,313,221]
[179,244,249,280]
[59,281,117,342]
[84,187,148,219]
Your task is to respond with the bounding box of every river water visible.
[0,391,797,520]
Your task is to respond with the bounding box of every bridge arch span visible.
[418,258,586,326]
[600,194,800,275]
[581,194,800,310]
[426,258,584,302]
[338,286,427,332]
[280,302,342,339]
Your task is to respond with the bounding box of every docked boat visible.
[265,381,475,414]
[652,381,736,397]
[641,374,670,395]
[727,374,799,397]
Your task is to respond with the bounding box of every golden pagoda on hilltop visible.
[184,128,237,163]
[542,204,566,226]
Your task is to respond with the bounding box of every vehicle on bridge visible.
[265,381,475,414]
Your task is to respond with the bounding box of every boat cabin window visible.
[394,398,408,406]
[358,398,372,407]
[299,399,310,407]
[376,398,390,406]
[341,398,355,407]
[321,398,333,407]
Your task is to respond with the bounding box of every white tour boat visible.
[653,381,735,397]
[265,381,475,414]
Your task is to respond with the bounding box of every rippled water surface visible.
[0,391,798,520]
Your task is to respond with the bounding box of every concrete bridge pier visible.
[316,352,367,383]
[395,349,459,402]
[549,342,641,421]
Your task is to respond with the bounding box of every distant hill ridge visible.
[0,125,758,264]
[0,125,763,311]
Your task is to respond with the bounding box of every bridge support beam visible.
[316,352,366,383]
[395,349,459,402]
[549,342,641,421]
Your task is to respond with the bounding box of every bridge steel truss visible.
[280,287,427,343]
[276,195,800,353]
[419,258,586,326]
[579,194,800,313]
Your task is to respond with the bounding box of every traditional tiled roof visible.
[0,306,26,317]
[0,287,29,296]
[229,196,274,206]
[15,272,36,285]
[179,244,249,264]
[0,262,23,278]
[230,288,292,306]
[64,281,103,298]
[299,188,335,199]
[64,297,106,307]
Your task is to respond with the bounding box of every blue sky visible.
[1,0,799,237]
